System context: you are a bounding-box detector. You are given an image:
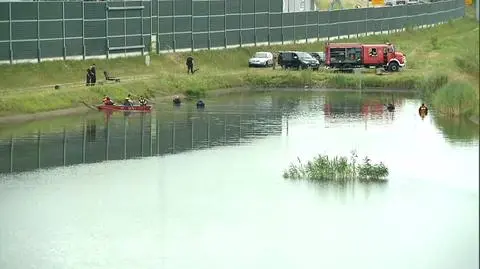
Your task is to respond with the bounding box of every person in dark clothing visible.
[186,56,194,74]
[86,68,92,86]
[89,64,97,85]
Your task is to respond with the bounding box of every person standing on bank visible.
[85,68,92,86]
[89,64,97,85]
[186,56,195,74]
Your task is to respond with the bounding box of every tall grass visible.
[283,151,389,183]
[454,38,479,77]
[432,81,479,117]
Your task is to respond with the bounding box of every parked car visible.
[278,51,320,70]
[407,0,419,4]
[248,52,274,67]
[309,52,326,65]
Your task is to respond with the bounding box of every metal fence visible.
[0,0,465,63]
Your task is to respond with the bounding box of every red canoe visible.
[97,104,152,111]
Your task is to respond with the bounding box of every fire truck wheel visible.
[388,62,399,72]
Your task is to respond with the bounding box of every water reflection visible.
[302,180,389,204]
[0,108,284,174]
[433,114,479,144]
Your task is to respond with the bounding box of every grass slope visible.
[0,8,478,117]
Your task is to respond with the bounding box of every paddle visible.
[80,101,98,110]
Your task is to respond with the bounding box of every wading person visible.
[186,56,195,74]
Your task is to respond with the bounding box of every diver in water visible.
[196,100,205,109]
[419,103,428,118]
[173,95,181,105]
[419,103,428,113]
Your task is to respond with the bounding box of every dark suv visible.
[278,51,320,70]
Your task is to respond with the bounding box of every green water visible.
[0,91,478,269]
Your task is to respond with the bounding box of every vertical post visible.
[208,0,211,49]
[224,0,227,48]
[8,2,12,64]
[141,6,145,56]
[62,2,67,60]
[157,0,160,53]
[105,4,110,59]
[191,0,194,51]
[268,0,271,45]
[305,9,308,43]
[327,9,329,41]
[364,6,367,37]
[281,11,284,44]
[293,9,296,43]
[82,119,87,163]
[9,135,14,173]
[36,1,40,63]
[172,0,176,51]
[124,117,127,159]
[150,0,153,52]
[254,0,257,46]
[239,0,243,46]
[82,1,86,59]
[37,130,41,169]
[316,10,319,42]
[123,1,127,53]
[63,128,67,166]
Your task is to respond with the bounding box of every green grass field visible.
[0,8,478,118]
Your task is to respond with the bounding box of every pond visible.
[0,90,478,269]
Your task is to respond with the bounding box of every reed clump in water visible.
[282,151,389,183]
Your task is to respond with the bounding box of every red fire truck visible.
[324,43,406,72]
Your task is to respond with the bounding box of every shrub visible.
[282,151,389,183]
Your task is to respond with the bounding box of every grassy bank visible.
[0,8,478,118]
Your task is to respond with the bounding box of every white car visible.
[248,52,274,67]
